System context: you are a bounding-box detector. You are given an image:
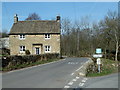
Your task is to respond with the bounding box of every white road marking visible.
[72,79,77,82]
[71,73,74,76]
[76,69,79,71]
[68,62,78,65]
[76,76,80,79]
[76,66,83,71]
[64,85,70,88]
[82,80,86,83]
[79,83,84,86]
[68,81,73,85]
[80,66,83,69]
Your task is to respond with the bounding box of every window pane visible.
[20,46,25,51]
[36,48,39,55]
[45,34,47,38]
[48,34,50,38]
[48,46,50,51]
[23,46,25,51]
[20,46,22,51]
[45,34,50,39]
[45,46,47,51]
[20,35,22,38]
[23,35,25,38]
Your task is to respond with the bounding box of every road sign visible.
[97,58,101,64]
[93,54,102,58]
[96,48,102,54]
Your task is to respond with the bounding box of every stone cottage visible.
[9,14,61,55]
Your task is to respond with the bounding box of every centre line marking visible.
[79,83,84,86]
[71,73,74,76]
[68,81,73,85]
[82,80,86,83]
[64,86,70,88]
[72,79,77,82]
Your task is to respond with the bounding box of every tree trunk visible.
[105,48,106,59]
[77,30,80,55]
[115,41,118,61]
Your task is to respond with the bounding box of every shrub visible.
[25,50,30,55]
[2,53,60,70]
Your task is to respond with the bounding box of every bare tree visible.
[25,13,41,20]
[100,11,119,61]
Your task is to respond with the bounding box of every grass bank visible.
[1,59,60,72]
[86,58,119,77]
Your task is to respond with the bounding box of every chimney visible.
[56,15,60,22]
[14,14,18,23]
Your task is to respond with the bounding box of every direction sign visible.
[93,54,102,58]
[96,48,102,54]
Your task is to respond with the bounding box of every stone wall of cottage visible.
[9,34,60,55]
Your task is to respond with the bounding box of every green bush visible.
[2,53,60,70]
[25,50,30,55]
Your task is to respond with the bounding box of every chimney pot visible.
[56,15,60,22]
[14,14,18,23]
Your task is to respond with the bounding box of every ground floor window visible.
[20,46,25,52]
[45,45,51,52]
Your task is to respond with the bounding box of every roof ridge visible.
[19,20,56,22]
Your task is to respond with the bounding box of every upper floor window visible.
[45,34,50,39]
[19,35,25,40]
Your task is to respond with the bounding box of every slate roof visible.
[9,20,60,35]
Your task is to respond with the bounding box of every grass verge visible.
[86,58,119,77]
[2,59,60,72]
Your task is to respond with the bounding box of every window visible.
[45,46,51,52]
[45,34,50,39]
[35,48,40,55]
[19,35,25,40]
[20,46,25,52]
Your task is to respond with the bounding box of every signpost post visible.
[93,48,102,73]
[97,58,101,73]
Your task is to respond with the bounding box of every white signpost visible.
[93,48,102,73]
[97,58,101,73]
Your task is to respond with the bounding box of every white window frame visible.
[19,35,25,40]
[45,45,51,53]
[19,45,26,53]
[44,34,50,39]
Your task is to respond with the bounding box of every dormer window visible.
[19,35,25,40]
[45,34,50,39]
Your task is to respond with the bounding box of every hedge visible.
[2,53,59,68]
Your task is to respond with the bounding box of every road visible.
[72,73,119,89]
[2,57,89,88]
[2,57,119,89]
